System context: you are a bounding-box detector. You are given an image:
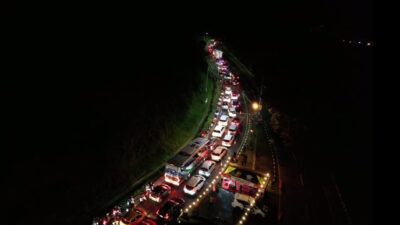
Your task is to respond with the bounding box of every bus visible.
[164,138,210,186]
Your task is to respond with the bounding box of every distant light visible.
[342,40,345,42]
[367,42,372,46]
[349,41,352,44]
[358,41,362,44]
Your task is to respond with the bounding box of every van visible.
[231,193,267,218]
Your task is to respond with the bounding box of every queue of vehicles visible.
[93,38,245,225]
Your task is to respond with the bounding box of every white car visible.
[218,115,229,126]
[223,94,231,103]
[211,146,228,162]
[221,101,229,110]
[212,125,226,138]
[228,107,237,118]
[198,160,216,177]
[225,87,232,95]
[231,193,267,218]
[222,133,234,147]
[183,175,206,196]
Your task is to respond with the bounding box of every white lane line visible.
[299,174,304,186]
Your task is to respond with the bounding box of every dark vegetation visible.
[222,27,372,225]
[6,31,215,225]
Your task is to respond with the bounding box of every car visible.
[227,124,240,136]
[218,65,228,70]
[221,101,229,110]
[207,137,221,150]
[119,207,147,225]
[138,218,157,225]
[220,108,229,116]
[92,217,101,225]
[200,130,208,138]
[231,118,241,126]
[214,108,221,117]
[224,75,232,80]
[232,80,240,86]
[198,160,217,177]
[212,125,226,138]
[178,215,228,225]
[218,115,229,126]
[184,175,206,196]
[220,69,229,75]
[217,100,222,106]
[222,134,235,147]
[211,146,228,162]
[156,198,185,222]
[224,86,232,95]
[228,107,237,118]
[231,91,240,100]
[149,184,171,203]
[223,94,231,103]
[216,59,226,66]
[231,193,267,218]
[231,99,240,109]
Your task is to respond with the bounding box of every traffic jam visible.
[92,39,269,225]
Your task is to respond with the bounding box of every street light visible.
[252,102,260,111]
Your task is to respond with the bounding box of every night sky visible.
[4,1,372,225]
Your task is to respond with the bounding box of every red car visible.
[199,130,208,138]
[119,207,147,225]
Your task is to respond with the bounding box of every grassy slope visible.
[85,68,217,223]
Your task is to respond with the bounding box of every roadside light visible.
[252,102,259,111]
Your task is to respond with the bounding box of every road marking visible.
[299,174,304,186]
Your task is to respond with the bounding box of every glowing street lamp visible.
[252,102,260,111]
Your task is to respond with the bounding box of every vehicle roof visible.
[223,134,233,140]
[168,138,209,166]
[213,146,227,154]
[229,124,237,130]
[202,160,216,168]
[187,175,204,187]
[220,115,228,120]
[234,193,256,202]
[214,125,225,131]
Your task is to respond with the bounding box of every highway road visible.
[93,38,274,225]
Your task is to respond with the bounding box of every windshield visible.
[165,165,179,174]
[153,186,163,193]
